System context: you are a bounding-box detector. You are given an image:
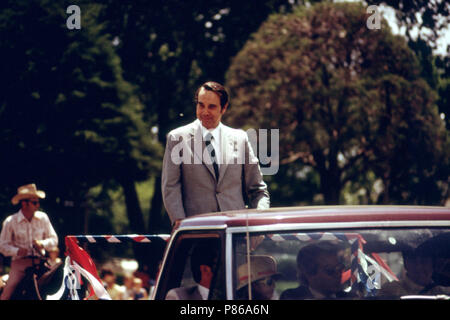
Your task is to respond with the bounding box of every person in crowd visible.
[121,273,135,300]
[236,255,281,300]
[47,246,62,268]
[100,268,124,300]
[0,184,58,300]
[133,264,151,292]
[132,277,148,300]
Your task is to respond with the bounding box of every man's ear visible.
[221,102,229,114]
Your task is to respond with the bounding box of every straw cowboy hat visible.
[237,255,281,290]
[11,183,46,205]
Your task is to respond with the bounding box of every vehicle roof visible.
[174,205,450,230]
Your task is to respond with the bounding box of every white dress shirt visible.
[0,210,58,260]
[197,284,210,300]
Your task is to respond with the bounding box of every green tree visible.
[366,1,449,123]
[0,1,161,240]
[366,0,449,50]
[225,2,448,205]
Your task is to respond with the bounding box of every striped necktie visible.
[205,133,219,179]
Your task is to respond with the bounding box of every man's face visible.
[252,277,276,300]
[196,87,227,129]
[307,253,345,296]
[199,264,214,289]
[103,274,115,286]
[22,197,40,214]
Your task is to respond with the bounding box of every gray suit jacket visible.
[162,120,270,224]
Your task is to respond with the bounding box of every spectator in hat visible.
[0,183,58,300]
[235,255,281,300]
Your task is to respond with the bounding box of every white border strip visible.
[86,235,96,243]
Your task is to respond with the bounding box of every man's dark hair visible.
[402,246,431,261]
[296,241,345,277]
[100,268,115,279]
[191,241,219,283]
[194,81,229,109]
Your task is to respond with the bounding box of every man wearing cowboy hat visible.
[0,183,58,300]
[236,255,282,300]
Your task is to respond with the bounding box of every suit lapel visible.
[217,125,235,186]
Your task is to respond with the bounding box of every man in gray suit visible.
[162,81,270,225]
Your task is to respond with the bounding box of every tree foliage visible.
[366,0,449,49]
[0,0,161,237]
[225,2,449,205]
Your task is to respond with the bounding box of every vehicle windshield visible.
[232,228,450,300]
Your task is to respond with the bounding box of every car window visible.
[232,229,450,300]
[155,234,224,300]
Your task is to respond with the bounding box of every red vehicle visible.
[153,205,450,300]
[62,205,450,300]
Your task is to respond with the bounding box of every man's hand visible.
[33,240,45,255]
[249,235,265,251]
